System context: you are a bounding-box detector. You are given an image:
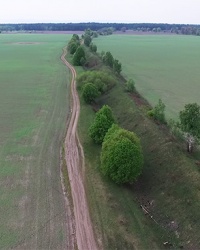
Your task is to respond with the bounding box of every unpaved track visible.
[61,47,98,250]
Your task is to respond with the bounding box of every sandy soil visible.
[61,47,98,250]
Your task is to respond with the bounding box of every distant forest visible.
[1,22,200,35]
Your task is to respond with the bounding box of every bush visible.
[77,70,117,92]
[148,99,166,123]
[101,124,143,184]
[89,105,115,144]
[125,79,135,92]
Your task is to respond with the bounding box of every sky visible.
[0,0,200,25]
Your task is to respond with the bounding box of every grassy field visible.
[95,35,200,119]
[0,34,72,249]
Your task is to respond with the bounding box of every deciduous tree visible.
[89,105,115,144]
[101,124,143,184]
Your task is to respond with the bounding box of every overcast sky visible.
[0,0,200,24]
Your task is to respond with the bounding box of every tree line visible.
[1,22,200,36]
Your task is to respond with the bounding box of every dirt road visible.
[61,47,98,250]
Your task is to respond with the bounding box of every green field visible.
[0,34,71,249]
[95,35,200,119]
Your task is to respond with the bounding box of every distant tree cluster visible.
[1,23,200,36]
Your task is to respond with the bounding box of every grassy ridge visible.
[76,46,200,248]
[95,35,200,119]
[0,34,72,248]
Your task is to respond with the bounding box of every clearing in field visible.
[0,34,72,249]
[95,34,200,119]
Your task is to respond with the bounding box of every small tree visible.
[89,105,115,144]
[125,79,135,92]
[103,51,114,68]
[101,124,143,184]
[179,103,200,152]
[148,99,166,123]
[82,83,99,104]
[113,59,122,74]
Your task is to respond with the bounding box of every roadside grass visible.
[77,66,200,248]
[0,34,72,249]
[95,35,200,119]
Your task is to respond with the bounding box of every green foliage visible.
[77,70,117,93]
[90,43,97,53]
[73,46,85,66]
[68,34,80,54]
[89,105,115,144]
[84,34,92,47]
[69,42,79,54]
[92,31,98,38]
[113,59,122,74]
[103,51,114,67]
[168,118,184,140]
[98,27,114,35]
[179,103,200,138]
[101,51,122,74]
[82,83,100,104]
[125,79,135,92]
[101,125,143,184]
[148,99,166,123]
[84,28,93,37]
